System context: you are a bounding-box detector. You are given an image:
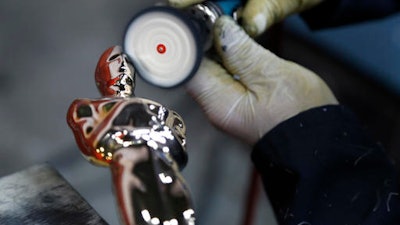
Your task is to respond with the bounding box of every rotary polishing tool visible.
[123,0,242,88]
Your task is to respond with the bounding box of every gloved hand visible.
[168,0,322,36]
[185,16,338,146]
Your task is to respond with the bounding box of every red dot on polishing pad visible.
[156,44,166,54]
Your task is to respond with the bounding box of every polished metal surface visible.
[67,46,195,225]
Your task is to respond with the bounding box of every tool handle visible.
[213,0,242,15]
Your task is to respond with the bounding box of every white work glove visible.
[185,16,338,146]
[168,0,322,36]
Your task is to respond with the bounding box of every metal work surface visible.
[0,164,108,225]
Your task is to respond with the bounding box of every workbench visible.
[0,164,109,225]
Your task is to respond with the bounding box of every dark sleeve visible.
[252,105,400,225]
[299,0,400,29]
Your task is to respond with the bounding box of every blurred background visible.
[0,0,399,225]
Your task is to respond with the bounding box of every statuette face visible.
[95,46,136,98]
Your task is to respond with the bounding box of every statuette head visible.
[95,46,136,98]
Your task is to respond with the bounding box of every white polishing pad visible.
[124,7,201,88]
